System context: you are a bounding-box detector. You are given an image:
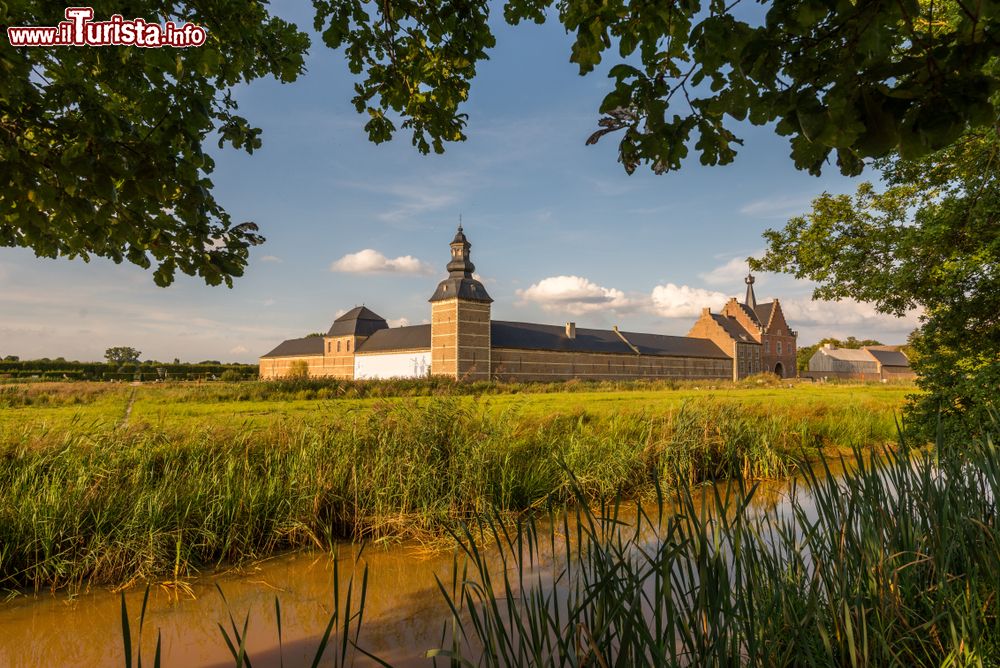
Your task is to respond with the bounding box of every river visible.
[0,460,845,667]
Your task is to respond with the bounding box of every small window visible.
[337,340,341,352]
[327,342,331,353]
[764,341,770,353]
[777,341,783,355]
[347,340,351,352]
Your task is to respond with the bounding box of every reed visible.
[434,418,1000,666]
[0,397,897,592]
[118,551,380,668]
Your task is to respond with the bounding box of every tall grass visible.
[0,397,895,592]
[434,420,1000,666]
[1,373,893,408]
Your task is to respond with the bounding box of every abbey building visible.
[259,227,797,381]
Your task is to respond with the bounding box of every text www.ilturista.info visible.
[7,7,206,48]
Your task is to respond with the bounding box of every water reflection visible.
[0,458,852,667]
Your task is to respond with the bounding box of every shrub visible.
[287,359,309,379]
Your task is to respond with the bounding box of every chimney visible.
[565,322,576,339]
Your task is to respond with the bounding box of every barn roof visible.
[490,321,731,359]
[820,347,878,362]
[261,336,325,358]
[865,347,910,367]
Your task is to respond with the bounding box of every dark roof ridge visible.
[356,324,432,353]
[261,336,324,358]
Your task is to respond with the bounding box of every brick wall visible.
[258,354,326,379]
[490,348,731,381]
[259,334,367,379]
[431,298,491,380]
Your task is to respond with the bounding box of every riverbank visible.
[0,382,909,593]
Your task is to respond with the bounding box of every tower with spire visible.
[429,224,493,380]
[744,272,757,310]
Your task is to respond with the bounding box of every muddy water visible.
[0,463,844,668]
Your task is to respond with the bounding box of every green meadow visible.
[0,377,910,432]
[0,378,912,592]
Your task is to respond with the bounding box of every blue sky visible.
[0,6,920,363]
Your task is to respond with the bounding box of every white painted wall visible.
[354,351,431,379]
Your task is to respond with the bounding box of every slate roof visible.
[754,302,775,328]
[327,306,389,337]
[261,336,325,358]
[710,314,757,343]
[864,347,910,367]
[428,277,493,303]
[357,325,432,353]
[264,322,732,360]
[490,321,731,359]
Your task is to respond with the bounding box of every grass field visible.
[0,378,914,592]
[0,377,911,432]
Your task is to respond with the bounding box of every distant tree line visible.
[0,358,258,382]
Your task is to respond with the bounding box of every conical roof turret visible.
[429,224,492,303]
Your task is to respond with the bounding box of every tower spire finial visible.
[458,213,462,232]
[744,266,757,310]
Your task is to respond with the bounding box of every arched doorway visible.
[774,362,784,378]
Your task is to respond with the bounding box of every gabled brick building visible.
[686,274,798,379]
[259,227,798,381]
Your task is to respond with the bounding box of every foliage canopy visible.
[756,128,1000,439]
[104,346,141,364]
[4,1,999,285]
[1,2,308,287]
[316,0,1000,175]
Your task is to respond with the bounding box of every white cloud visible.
[517,275,639,315]
[781,297,922,329]
[337,178,462,225]
[330,249,433,275]
[378,189,458,223]
[699,256,754,286]
[229,345,249,355]
[649,283,728,318]
[260,255,283,263]
[740,195,814,219]
[388,317,410,328]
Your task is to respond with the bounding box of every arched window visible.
[347,340,351,352]
[337,340,341,353]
